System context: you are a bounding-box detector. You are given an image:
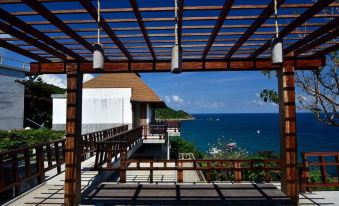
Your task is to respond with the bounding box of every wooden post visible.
[234,161,241,183]
[278,62,298,204]
[64,63,83,206]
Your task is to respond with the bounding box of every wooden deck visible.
[83,183,293,205]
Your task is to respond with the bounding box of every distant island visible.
[155,107,193,120]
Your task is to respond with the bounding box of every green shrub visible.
[0,129,65,152]
[308,170,339,191]
[170,136,204,159]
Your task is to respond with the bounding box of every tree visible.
[260,53,338,127]
[16,77,66,128]
[259,2,338,126]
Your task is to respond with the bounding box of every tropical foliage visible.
[16,77,66,128]
[155,107,192,120]
[170,136,204,159]
[0,129,65,152]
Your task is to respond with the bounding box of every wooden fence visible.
[0,125,128,197]
[94,126,143,169]
[299,152,339,192]
[104,159,280,183]
[143,124,167,140]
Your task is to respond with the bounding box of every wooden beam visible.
[278,61,298,204]
[130,0,156,60]
[224,0,284,59]
[0,7,85,61]
[64,63,82,205]
[24,13,339,25]
[80,0,133,60]
[0,39,50,62]
[1,23,326,34]
[177,0,184,47]
[311,43,339,57]
[4,2,339,12]
[23,0,107,60]
[0,21,66,60]
[284,17,339,55]
[249,0,336,58]
[202,0,234,59]
[29,57,325,74]
[294,28,339,56]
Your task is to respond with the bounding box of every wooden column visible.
[64,63,83,205]
[278,62,298,204]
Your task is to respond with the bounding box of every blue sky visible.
[1,45,280,113]
[140,71,279,113]
[0,0,322,114]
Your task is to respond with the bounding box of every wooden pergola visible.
[0,0,338,205]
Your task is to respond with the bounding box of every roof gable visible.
[83,73,163,104]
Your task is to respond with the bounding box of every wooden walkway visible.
[84,183,293,205]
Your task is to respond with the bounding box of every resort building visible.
[51,73,166,133]
[0,56,25,130]
[0,0,338,205]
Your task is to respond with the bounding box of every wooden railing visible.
[112,159,280,183]
[0,139,65,196]
[143,124,167,140]
[82,125,128,158]
[94,126,143,170]
[179,153,206,182]
[300,152,339,192]
[0,125,128,198]
[153,120,181,132]
[167,120,181,132]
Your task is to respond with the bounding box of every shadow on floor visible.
[82,183,293,205]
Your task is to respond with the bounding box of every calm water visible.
[181,113,339,156]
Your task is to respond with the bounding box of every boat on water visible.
[226,143,237,151]
[209,143,237,155]
[209,147,221,155]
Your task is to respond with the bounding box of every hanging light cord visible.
[274,0,279,38]
[174,0,178,46]
[97,0,101,44]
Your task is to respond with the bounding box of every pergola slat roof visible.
[0,0,337,71]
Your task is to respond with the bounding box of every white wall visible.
[0,67,25,130]
[82,88,132,125]
[52,88,132,132]
[146,104,153,124]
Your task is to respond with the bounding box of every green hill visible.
[155,107,192,120]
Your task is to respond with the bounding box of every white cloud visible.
[163,95,184,104]
[83,74,95,83]
[39,74,66,88]
[163,95,225,109]
[171,95,184,103]
[37,74,95,89]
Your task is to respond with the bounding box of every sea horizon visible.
[180,113,339,157]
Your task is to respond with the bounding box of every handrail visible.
[300,152,339,192]
[143,124,167,139]
[94,126,143,169]
[114,158,280,183]
[0,125,128,198]
[179,153,206,182]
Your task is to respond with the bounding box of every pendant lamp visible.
[271,0,283,64]
[93,0,104,70]
[171,0,182,74]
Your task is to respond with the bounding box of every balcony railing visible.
[299,152,339,192]
[143,124,167,140]
[112,159,280,183]
[0,125,128,198]
[94,126,143,170]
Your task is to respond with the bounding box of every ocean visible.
[181,113,339,157]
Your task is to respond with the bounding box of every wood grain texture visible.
[278,63,298,204]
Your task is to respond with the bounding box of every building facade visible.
[52,73,165,134]
[0,64,25,130]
